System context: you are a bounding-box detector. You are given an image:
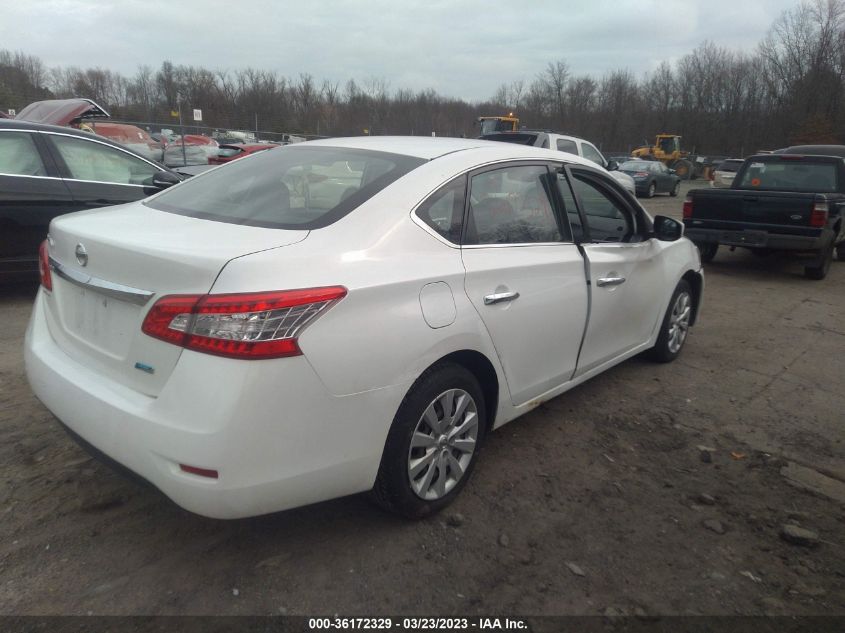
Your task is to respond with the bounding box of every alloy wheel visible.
[407,389,479,500]
[667,291,691,354]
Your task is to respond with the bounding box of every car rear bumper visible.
[684,227,822,251]
[24,289,407,519]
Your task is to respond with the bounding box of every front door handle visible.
[484,291,520,305]
[596,276,626,287]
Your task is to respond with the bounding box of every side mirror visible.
[606,159,618,171]
[152,170,181,189]
[653,215,684,241]
[668,168,677,175]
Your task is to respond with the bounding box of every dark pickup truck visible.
[683,152,845,279]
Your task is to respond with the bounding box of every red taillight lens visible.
[179,464,219,479]
[810,200,828,228]
[142,287,347,360]
[38,240,52,291]
[682,196,693,219]
[634,171,649,177]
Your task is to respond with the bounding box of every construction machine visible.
[631,134,702,179]
[477,114,520,136]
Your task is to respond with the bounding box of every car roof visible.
[779,145,845,157]
[295,135,602,169]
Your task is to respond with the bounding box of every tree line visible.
[1,0,843,155]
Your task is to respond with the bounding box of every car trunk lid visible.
[43,202,308,396]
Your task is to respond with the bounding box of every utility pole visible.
[177,93,187,167]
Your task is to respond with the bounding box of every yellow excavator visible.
[631,134,701,179]
[477,114,520,136]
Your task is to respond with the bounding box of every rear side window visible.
[717,160,743,173]
[0,131,47,176]
[416,177,466,244]
[556,139,578,154]
[147,146,425,229]
[738,160,838,192]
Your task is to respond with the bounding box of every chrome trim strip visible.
[49,257,154,305]
[0,172,61,181]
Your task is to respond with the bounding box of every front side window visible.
[147,146,425,229]
[50,135,159,185]
[581,142,605,166]
[0,131,47,176]
[415,176,466,243]
[465,165,566,245]
[569,173,635,242]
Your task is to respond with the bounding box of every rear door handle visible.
[596,276,626,287]
[484,291,520,305]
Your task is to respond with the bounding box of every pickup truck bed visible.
[683,153,845,279]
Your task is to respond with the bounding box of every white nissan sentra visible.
[25,137,703,519]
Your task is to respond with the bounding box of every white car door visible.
[556,167,666,376]
[461,163,589,406]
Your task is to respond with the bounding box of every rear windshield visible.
[620,161,652,171]
[147,146,425,229]
[737,159,838,192]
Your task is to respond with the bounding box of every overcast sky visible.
[1,0,803,101]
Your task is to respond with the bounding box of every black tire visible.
[804,241,834,280]
[646,181,656,198]
[674,159,693,180]
[648,280,693,363]
[372,363,487,519]
[696,242,718,263]
[836,242,845,261]
[670,181,681,197]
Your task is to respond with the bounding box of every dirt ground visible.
[1,181,843,616]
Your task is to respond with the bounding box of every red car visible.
[208,143,279,164]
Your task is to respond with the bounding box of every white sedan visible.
[25,137,703,519]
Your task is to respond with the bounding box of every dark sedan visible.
[0,119,182,280]
[618,160,682,198]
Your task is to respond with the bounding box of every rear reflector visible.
[682,196,693,219]
[810,200,829,228]
[38,240,52,291]
[142,287,347,360]
[179,464,219,479]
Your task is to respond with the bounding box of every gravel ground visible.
[1,181,843,616]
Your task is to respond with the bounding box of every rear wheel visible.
[805,242,834,280]
[372,363,487,518]
[696,242,718,263]
[646,182,656,198]
[648,280,693,363]
[836,241,845,261]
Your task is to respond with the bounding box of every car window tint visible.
[570,174,634,242]
[555,172,583,242]
[415,176,466,243]
[50,135,159,185]
[148,146,425,230]
[581,143,604,166]
[556,139,578,154]
[0,132,47,176]
[465,165,564,245]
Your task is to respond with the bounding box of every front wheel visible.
[372,363,487,518]
[670,181,681,197]
[648,280,693,363]
[836,241,845,261]
[646,182,656,198]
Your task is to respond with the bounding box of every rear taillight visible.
[682,196,693,219]
[142,287,347,360]
[634,171,649,177]
[810,200,829,228]
[38,240,52,291]
[708,169,715,181]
